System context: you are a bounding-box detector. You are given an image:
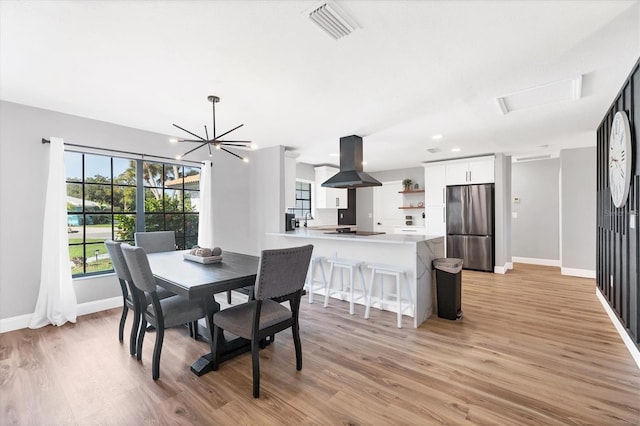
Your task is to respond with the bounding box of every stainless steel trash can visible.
[433,258,463,320]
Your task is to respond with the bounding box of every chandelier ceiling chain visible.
[172,95,251,162]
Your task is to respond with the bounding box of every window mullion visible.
[135,159,145,233]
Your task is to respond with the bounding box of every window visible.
[65,152,199,277]
[291,181,312,219]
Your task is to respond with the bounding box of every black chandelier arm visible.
[221,143,251,147]
[218,140,252,144]
[211,124,244,141]
[172,123,206,141]
[178,139,209,143]
[181,141,210,157]
[220,146,246,161]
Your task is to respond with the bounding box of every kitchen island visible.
[265,229,444,327]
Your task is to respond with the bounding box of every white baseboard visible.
[0,296,122,334]
[506,262,513,271]
[494,265,507,274]
[595,287,640,369]
[561,267,596,278]
[512,257,560,267]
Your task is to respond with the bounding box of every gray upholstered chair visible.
[134,230,200,338]
[211,244,313,398]
[104,240,174,356]
[134,231,176,253]
[121,243,216,380]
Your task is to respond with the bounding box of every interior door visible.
[373,181,403,233]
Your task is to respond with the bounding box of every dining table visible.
[146,249,260,376]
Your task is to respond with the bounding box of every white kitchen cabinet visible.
[314,166,347,209]
[424,164,446,236]
[425,164,446,205]
[425,206,446,235]
[445,156,494,185]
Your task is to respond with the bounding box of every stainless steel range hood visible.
[321,135,382,188]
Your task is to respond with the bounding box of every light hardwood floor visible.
[1,264,639,425]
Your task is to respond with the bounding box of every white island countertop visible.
[267,228,440,245]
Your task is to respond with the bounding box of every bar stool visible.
[365,263,414,328]
[305,255,328,303]
[324,258,367,315]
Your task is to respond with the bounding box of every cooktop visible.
[323,228,386,236]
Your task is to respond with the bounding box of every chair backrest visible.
[105,240,133,282]
[254,245,313,300]
[121,243,158,293]
[134,231,176,254]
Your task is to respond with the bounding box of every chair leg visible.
[152,326,164,380]
[227,290,232,304]
[349,266,356,315]
[118,305,128,343]
[292,322,303,371]
[129,309,140,356]
[324,263,335,308]
[137,319,147,361]
[251,338,260,398]
[365,269,375,319]
[188,322,194,337]
[396,272,402,329]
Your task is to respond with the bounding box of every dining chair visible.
[211,244,313,398]
[104,240,174,356]
[134,230,202,338]
[134,231,176,253]
[121,243,216,380]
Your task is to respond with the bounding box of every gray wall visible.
[0,100,253,320]
[561,147,596,271]
[511,158,560,260]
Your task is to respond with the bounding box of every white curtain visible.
[197,160,215,248]
[30,137,78,328]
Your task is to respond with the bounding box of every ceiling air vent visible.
[308,2,359,40]
[426,147,441,154]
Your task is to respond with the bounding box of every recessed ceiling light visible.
[169,138,178,144]
[330,153,339,157]
[175,155,182,160]
[451,148,461,152]
[432,134,443,140]
[250,143,259,150]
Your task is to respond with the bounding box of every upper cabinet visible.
[314,166,348,209]
[445,156,494,185]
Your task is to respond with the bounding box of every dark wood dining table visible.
[146,250,260,376]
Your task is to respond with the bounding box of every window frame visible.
[65,152,200,278]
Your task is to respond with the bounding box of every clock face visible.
[609,111,633,208]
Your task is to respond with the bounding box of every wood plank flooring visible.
[1,263,639,425]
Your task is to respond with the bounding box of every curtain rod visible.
[41,138,205,166]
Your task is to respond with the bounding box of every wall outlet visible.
[512,212,518,219]
[368,212,373,218]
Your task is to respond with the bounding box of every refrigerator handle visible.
[442,187,445,203]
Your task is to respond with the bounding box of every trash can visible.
[433,258,463,320]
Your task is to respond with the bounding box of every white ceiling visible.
[1,1,639,171]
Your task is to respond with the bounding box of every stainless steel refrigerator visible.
[446,184,494,272]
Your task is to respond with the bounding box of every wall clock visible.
[609,111,633,208]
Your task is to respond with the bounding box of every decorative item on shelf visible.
[172,95,251,162]
[417,201,424,207]
[406,215,413,226]
[414,183,419,190]
[402,178,413,191]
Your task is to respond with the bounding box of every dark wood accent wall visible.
[597,57,640,348]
